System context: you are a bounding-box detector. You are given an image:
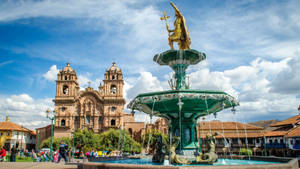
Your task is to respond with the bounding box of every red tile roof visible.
[285,125,300,137]
[199,131,264,138]
[263,130,287,137]
[0,118,34,135]
[270,115,300,127]
[199,121,263,130]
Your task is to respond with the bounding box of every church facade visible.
[52,62,139,137]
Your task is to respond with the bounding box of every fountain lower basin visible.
[83,156,298,169]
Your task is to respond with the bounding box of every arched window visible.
[111,119,116,126]
[86,116,90,124]
[111,107,116,112]
[61,119,66,126]
[110,85,117,94]
[65,76,67,80]
[128,128,133,136]
[61,107,66,112]
[112,75,115,80]
[63,85,69,95]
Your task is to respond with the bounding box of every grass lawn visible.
[6,155,35,162]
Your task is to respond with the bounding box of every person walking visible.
[10,145,17,162]
[57,140,68,163]
[0,147,6,162]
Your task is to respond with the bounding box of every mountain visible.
[249,119,280,130]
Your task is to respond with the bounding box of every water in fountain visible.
[240,109,251,160]
[220,120,233,159]
[229,100,242,155]
[146,99,156,154]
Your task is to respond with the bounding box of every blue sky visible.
[0,0,300,129]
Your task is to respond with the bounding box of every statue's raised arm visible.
[162,2,191,50]
[170,2,183,18]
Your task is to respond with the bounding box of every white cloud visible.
[78,74,91,89]
[126,71,164,101]
[43,65,59,81]
[0,94,53,130]
[271,55,300,94]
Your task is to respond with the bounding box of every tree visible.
[141,129,168,154]
[41,128,142,154]
[73,129,100,153]
[40,137,71,151]
[98,129,142,153]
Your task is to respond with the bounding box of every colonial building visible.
[50,62,140,137]
[0,116,36,151]
[197,121,264,155]
[264,114,300,156]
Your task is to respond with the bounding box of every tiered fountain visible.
[83,2,298,168]
[127,2,238,165]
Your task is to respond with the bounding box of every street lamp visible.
[72,131,75,160]
[36,130,39,152]
[20,125,23,156]
[46,108,55,161]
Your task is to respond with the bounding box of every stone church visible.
[52,62,144,138]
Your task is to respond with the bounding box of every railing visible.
[292,144,300,150]
[266,143,286,149]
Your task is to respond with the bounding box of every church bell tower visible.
[53,63,80,129]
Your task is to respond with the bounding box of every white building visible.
[0,116,36,151]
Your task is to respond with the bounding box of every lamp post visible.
[46,108,55,161]
[72,131,75,159]
[20,125,23,156]
[36,130,39,152]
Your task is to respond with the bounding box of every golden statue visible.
[0,135,7,149]
[161,2,191,50]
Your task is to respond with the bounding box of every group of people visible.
[0,145,18,162]
[32,140,69,163]
[0,140,70,163]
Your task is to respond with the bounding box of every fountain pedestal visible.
[128,49,239,152]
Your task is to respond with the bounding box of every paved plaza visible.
[0,162,78,169]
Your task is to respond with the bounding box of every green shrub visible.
[239,148,252,156]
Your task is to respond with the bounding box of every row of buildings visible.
[197,115,300,157]
[0,62,299,157]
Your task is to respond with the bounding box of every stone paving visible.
[0,162,78,169]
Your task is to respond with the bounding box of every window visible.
[112,75,115,80]
[61,119,66,126]
[280,139,283,144]
[63,85,69,95]
[111,107,116,112]
[65,76,67,80]
[185,127,191,143]
[111,119,116,126]
[274,139,278,144]
[128,128,133,136]
[86,116,90,124]
[290,140,293,144]
[269,140,273,144]
[110,85,117,94]
[256,139,260,143]
[61,107,66,112]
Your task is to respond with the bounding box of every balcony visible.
[266,143,286,149]
[292,144,300,150]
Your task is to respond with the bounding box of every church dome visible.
[62,63,73,72]
[108,62,120,72]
